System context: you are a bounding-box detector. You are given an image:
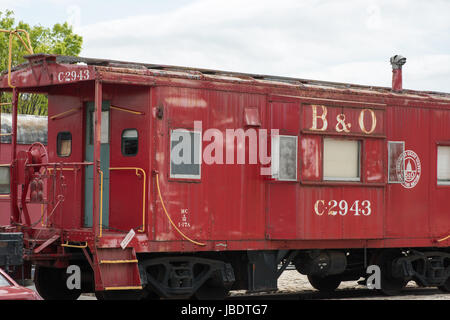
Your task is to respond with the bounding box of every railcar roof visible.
[5,54,450,101]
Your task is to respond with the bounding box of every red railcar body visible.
[0,54,449,299]
[0,115,47,226]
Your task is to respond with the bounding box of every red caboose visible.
[0,53,449,299]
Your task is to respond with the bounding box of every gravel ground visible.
[28,269,450,300]
[228,270,450,300]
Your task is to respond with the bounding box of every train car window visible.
[388,141,405,183]
[89,111,110,144]
[323,138,360,181]
[437,146,450,185]
[170,129,202,179]
[57,132,72,157]
[271,135,298,181]
[100,111,109,144]
[122,129,138,156]
[0,166,10,194]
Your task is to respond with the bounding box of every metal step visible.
[95,247,142,291]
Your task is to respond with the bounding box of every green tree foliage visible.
[0,10,83,115]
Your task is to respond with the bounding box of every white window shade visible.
[388,141,405,183]
[271,135,297,181]
[90,111,109,144]
[100,111,109,144]
[323,138,360,181]
[438,146,450,184]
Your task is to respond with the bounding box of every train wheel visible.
[307,275,341,292]
[375,250,407,296]
[141,289,161,300]
[34,266,81,300]
[193,278,230,300]
[437,277,450,293]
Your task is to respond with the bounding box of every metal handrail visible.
[61,241,88,248]
[26,162,94,168]
[99,170,104,237]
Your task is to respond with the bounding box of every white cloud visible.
[71,0,450,92]
[66,5,82,32]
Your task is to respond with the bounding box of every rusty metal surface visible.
[2,54,450,101]
[0,53,449,256]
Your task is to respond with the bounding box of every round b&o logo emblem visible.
[396,150,421,189]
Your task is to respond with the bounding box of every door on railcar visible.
[430,108,450,239]
[266,98,302,239]
[83,85,150,233]
[84,101,110,228]
[385,105,431,239]
[108,94,149,233]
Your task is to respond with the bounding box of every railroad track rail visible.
[227,287,449,300]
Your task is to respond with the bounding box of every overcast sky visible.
[2,0,450,92]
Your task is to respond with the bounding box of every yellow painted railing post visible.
[99,170,104,238]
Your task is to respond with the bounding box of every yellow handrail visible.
[100,259,138,264]
[437,235,450,243]
[50,107,81,120]
[109,167,146,233]
[99,170,104,238]
[46,168,76,172]
[61,241,88,248]
[40,203,45,227]
[105,286,142,291]
[0,29,34,88]
[110,105,145,115]
[155,173,205,246]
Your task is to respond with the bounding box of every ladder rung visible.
[100,259,138,264]
[104,286,142,291]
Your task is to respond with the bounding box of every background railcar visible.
[0,53,449,299]
[0,114,47,226]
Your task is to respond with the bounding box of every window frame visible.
[0,165,11,195]
[121,128,139,157]
[88,110,110,145]
[56,131,72,158]
[169,129,202,180]
[322,137,361,182]
[271,135,298,182]
[437,144,450,186]
[388,141,405,184]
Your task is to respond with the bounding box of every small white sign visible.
[120,229,136,250]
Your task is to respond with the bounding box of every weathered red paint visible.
[0,144,45,225]
[0,54,449,291]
